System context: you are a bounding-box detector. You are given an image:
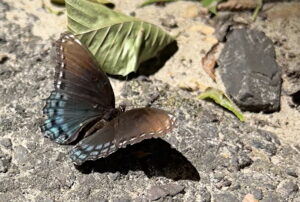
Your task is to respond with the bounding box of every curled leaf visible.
[66,0,175,76]
[197,87,245,121]
[201,43,219,81]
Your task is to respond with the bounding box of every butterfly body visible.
[42,33,176,165]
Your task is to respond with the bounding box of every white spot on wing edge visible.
[74,38,82,45]
[56,80,62,88]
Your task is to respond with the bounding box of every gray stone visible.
[160,15,178,29]
[161,184,185,196]
[262,193,281,202]
[286,168,298,178]
[214,193,239,202]
[108,171,121,181]
[0,156,10,173]
[276,180,299,197]
[285,62,300,95]
[199,188,211,202]
[0,138,12,149]
[112,197,131,202]
[218,28,281,112]
[13,145,29,166]
[0,159,8,173]
[146,184,184,201]
[147,186,168,201]
[251,188,263,200]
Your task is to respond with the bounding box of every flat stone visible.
[108,171,121,181]
[218,28,281,112]
[0,159,8,173]
[13,145,29,166]
[276,180,299,198]
[214,192,239,202]
[199,188,211,202]
[161,184,185,196]
[112,197,131,202]
[286,168,298,178]
[146,186,169,201]
[0,138,12,149]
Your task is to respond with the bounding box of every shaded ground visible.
[0,0,299,201]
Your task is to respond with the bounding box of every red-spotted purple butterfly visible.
[41,33,176,165]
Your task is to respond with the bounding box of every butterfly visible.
[41,33,176,165]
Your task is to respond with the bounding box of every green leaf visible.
[50,0,114,7]
[51,0,66,6]
[197,87,245,121]
[252,0,263,21]
[66,0,175,76]
[201,0,222,14]
[139,0,178,8]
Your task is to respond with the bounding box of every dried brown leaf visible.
[201,43,219,81]
[217,0,257,11]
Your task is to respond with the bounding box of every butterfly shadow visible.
[75,138,200,181]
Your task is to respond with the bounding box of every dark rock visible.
[248,130,279,156]
[215,178,232,189]
[214,193,239,202]
[232,152,253,170]
[213,13,234,42]
[218,28,281,112]
[286,168,298,178]
[0,54,8,64]
[291,90,300,109]
[251,140,277,156]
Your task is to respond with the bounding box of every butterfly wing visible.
[69,107,176,165]
[41,33,115,144]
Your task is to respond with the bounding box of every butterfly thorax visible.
[103,106,125,121]
[84,106,124,137]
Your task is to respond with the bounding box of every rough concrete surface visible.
[0,0,300,201]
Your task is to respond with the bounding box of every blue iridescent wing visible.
[69,108,176,165]
[41,33,115,144]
